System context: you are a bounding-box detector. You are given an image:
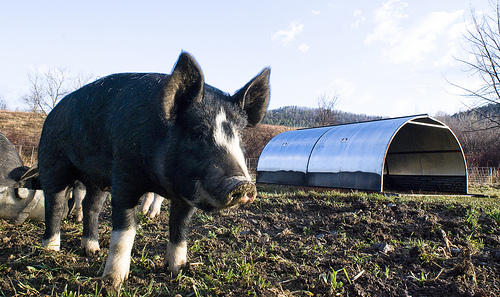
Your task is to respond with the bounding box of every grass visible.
[319,268,349,295]
[490,209,500,224]
[259,184,499,212]
[1,184,499,296]
[409,270,431,286]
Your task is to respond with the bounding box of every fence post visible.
[30,146,36,166]
[490,167,494,186]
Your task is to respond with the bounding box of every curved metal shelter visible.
[257,115,468,193]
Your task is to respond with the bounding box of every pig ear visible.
[233,68,271,127]
[18,164,39,183]
[163,52,204,118]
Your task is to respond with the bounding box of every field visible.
[0,185,499,296]
[0,111,44,147]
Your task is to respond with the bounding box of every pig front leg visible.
[165,197,195,274]
[102,196,138,288]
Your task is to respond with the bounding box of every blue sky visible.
[0,0,491,117]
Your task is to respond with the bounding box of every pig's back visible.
[38,73,169,184]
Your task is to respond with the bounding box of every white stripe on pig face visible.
[213,109,251,181]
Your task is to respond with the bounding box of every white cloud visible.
[433,45,458,67]
[387,11,464,64]
[432,17,469,67]
[272,21,304,46]
[298,43,310,52]
[365,0,408,45]
[311,10,321,16]
[447,17,468,40]
[352,9,366,28]
[366,0,465,64]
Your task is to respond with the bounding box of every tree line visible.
[261,106,382,127]
[437,104,500,167]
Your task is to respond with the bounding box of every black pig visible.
[38,52,270,287]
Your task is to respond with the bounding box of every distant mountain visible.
[261,106,382,128]
[438,103,500,167]
[451,103,500,123]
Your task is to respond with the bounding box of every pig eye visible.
[190,130,205,140]
[189,125,210,140]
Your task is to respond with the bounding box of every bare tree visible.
[441,111,500,167]
[72,71,95,90]
[450,2,500,129]
[316,92,339,126]
[0,95,7,110]
[22,68,93,115]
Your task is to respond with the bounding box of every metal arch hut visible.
[256,114,468,194]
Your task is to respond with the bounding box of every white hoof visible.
[102,228,136,287]
[81,237,100,255]
[165,240,187,274]
[42,233,61,251]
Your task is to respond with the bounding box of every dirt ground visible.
[0,185,499,296]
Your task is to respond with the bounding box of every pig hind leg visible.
[148,194,164,219]
[42,189,68,250]
[73,181,86,222]
[41,162,77,251]
[81,185,108,255]
[140,193,164,219]
[139,192,154,215]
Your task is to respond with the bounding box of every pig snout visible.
[205,176,256,209]
[225,178,257,207]
[193,176,257,211]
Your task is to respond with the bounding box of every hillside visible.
[437,103,500,167]
[0,110,45,146]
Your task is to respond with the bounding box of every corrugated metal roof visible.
[257,115,467,193]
